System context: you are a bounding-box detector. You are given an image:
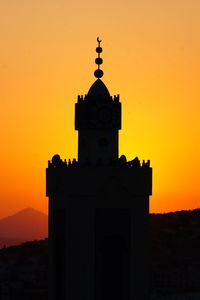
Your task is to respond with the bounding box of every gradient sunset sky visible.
[1,0,200,218]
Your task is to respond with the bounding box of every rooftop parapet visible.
[77,93,120,103]
[48,154,151,169]
[46,157,152,197]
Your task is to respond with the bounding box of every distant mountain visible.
[0,208,48,247]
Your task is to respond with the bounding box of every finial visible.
[94,37,104,79]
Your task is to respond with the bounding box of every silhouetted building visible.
[46,38,152,300]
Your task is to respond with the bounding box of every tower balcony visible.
[46,155,152,198]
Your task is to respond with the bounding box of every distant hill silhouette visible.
[0,208,48,247]
[150,208,200,260]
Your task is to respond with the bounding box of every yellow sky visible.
[0,0,200,218]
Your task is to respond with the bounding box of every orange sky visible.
[0,0,200,218]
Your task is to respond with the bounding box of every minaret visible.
[46,38,152,300]
[75,38,121,166]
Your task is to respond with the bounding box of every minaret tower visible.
[75,38,121,166]
[46,38,152,300]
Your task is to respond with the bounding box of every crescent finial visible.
[94,37,104,78]
[97,37,102,44]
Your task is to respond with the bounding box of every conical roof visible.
[87,79,110,101]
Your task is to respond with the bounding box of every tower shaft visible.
[78,129,118,165]
[46,38,152,300]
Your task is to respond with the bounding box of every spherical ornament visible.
[52,154,61,166]
[96,47,103,53]
[95,57,103,65]
[94,69,104,78]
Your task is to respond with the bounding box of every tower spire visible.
[94,37,104,79]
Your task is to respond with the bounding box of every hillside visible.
[0,209,200,299]
[0,209,200,300]
[0,208,48,247]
